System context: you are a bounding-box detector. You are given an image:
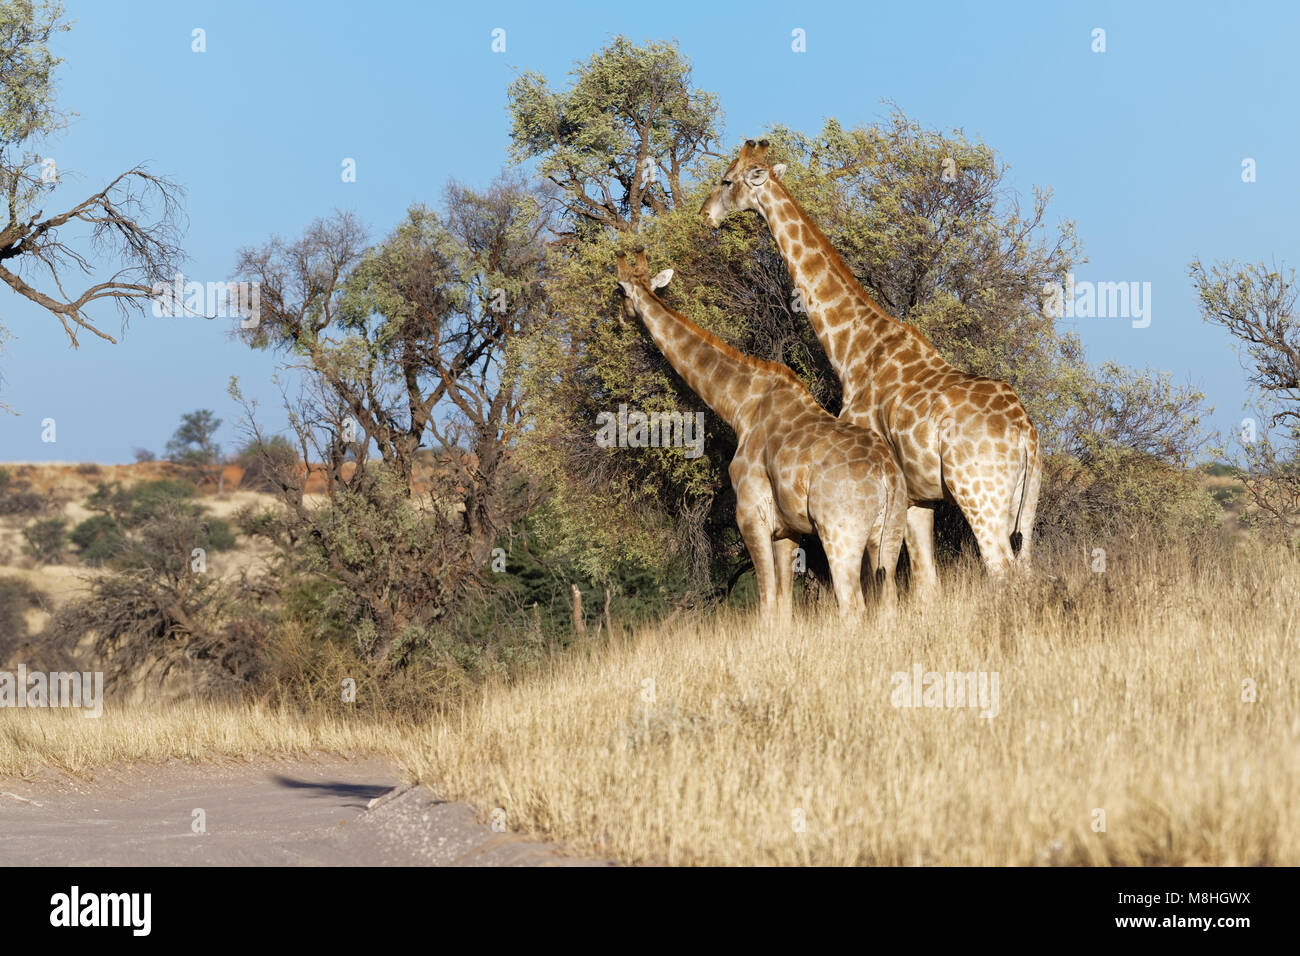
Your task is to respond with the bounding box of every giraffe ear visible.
[617,280,634,297]
[743,166,769,187]
[771,163,787,179]
[650,269,674,290]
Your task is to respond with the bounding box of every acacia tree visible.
[515,40,1213,599]
[164,409,222,469]
[1192,258,1300,539]
[508,36,719,235]
[509,40,733,596]
[338,173,548,563]
[232,174,551,662]
[0,1,183,348]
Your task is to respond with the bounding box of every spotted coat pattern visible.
[700,141,1043,591]
[615,250,907,620]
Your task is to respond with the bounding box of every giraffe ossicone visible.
[613,248,907,622]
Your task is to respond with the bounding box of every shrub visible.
[235,435,300,492]
[22,517,67,563]
[86,478,198,529]
[46,569,266,693]
[0,576,43,654]
[232,504,284,539]
[70,514,126,566]
[203,517,237,552]
[0,470,47,517]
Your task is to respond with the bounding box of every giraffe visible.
[613,249,907,621]
[700,139,1042,592]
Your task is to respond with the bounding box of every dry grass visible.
[3,536,1295,866]
[400,539,1300,865]
[0,702,409,778]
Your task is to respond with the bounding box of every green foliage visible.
[165,409,222,468]
[78,479,234,573]
[507,36,719,232]
[1191,258,1300,540]
[0,574,39,639]
[0,467,44,515]
[1210,484,1242,507]
[235,434,299,492]
[21,516,65,563]
[0,0,69,147]
[231,503,282,539]
[69,513,125,566]
[276,464,480,663]
[87,478,198,529]
[203,517,237,551]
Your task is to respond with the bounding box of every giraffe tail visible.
[1010,431,1030,555]
[874,476,896,586]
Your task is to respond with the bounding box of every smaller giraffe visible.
[614,249,908,621]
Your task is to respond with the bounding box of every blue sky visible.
[0,0,1293,463]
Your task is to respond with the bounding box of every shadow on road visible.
[268,774,394,806]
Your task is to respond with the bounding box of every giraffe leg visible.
[949,478,1016,578]
[904,505,938,597]
[772,537,799,622]
[737,516,779,622]
[822,527,868,622]
[732,463,781,621]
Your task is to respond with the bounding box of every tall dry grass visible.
[401,538,1300,865]
[3,537,1295,866]
[0,702,408,777]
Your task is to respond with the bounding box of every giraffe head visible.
[615,248,673,320]
[699,139,788,227]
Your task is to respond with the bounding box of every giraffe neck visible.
[625,284,782,431]
[757,178,923,406]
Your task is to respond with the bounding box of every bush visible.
[0,469,47,517]
[0,576,43,653]
[203,517,237,552]
[70,514,126,566]
[270,464,481,664]
[22,517,67,563]
[232,504,284,539]
[86,478,198,529]
[235,435,300,492]
[46,568,266,693]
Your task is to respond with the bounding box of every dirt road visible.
[0,755,605,866]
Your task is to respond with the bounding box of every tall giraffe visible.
[614,249,907,620]
[700,140,1041,590]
